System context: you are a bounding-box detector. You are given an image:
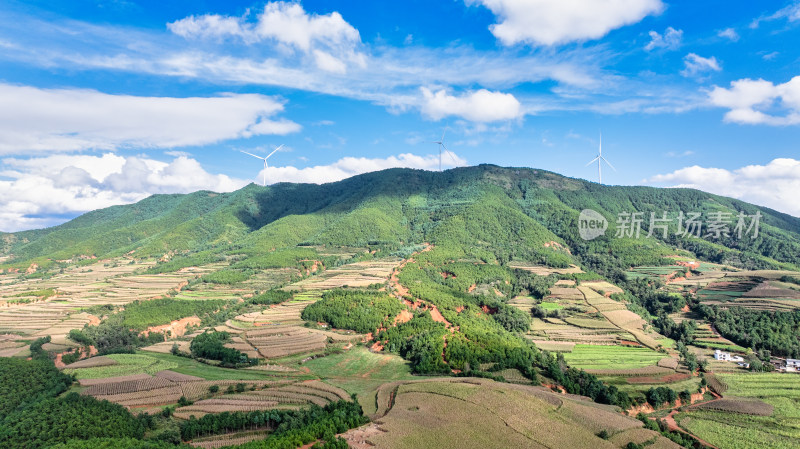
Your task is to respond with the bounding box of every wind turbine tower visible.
[432,130,449,172]
[241,145,284,186]
[586,133,615,184]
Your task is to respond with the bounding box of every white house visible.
[714,349,744,363]
[787,359,800,372]
[714,349,731,361]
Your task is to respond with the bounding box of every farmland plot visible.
[174,381,349,418]
[563,345,665,372]
[347,378,680,449]
[246,326,329,358]
[675,373,800,449]
[287,258,400,291]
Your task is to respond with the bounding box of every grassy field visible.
[675,373,800,449]
[539,301,564,310]
[563,345,665,370]
[144,352,312,381]
[65,352,304,381]
[64,354,178,379]
[344,379,674,449]
[303,346,425,414]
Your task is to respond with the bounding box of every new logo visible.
[578,209,608,241]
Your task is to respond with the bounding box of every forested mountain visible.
[2,165,799,272]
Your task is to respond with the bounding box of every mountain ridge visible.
[2,164,799,273]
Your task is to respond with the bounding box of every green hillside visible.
[2,165,799,274]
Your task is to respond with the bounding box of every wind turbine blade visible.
[265,147,281,159]
[585,157,600,166]
[600,156,616,171]
[444,149,460,164]
[441,130,446,142]
[240,151,265,160]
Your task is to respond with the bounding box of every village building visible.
[714,349,744,363]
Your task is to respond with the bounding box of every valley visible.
[1,166,800,449]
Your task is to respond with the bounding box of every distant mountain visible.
[3,165,799,274]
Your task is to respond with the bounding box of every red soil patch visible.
[393,309,413,325]
[681,304,691,313]
[26,263,38,274]
[440,271,456,279]
[467,284,477,293]
[87,315,101,326]
[455,306,465,313]
[480,305,497,315]
[677,260,701,270]
[428,305,452,327]
[142,316,201,339]
[543,241,572,255]
[542,383,567,394]
[626,403,655,416]
[54,346,98,368]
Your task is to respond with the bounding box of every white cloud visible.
[420,88,522,122]
[762,51,779,61]
[168,2,365,73]
[709,76,800,125]
[0,3,703,122]
[0,83,299,154]
[680,53,721,78]
[646,158,800,217]
[645,27,683,51]
[665,150,694,157]
[0,153,248,231]
[751,2,800,28]
[260,152,468,185]
[717,27,739,41]
[466,0,664,46]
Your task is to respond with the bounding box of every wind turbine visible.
[241,145,283,186]
[585,133,615,184]
[432,130,454,172]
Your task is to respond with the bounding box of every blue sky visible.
[1,0,800,231]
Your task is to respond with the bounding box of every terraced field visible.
[344,378,681,449]
[174,380,351,419]
[0,258,216,345]
[288,258,400,291]
[675,373,800,449]
[564,345,666,372]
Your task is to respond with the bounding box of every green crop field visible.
[676,373,800,449]
[303,346,424,414]
[538,302,564,310]
[563,345,664,370]
[63,354,178,379]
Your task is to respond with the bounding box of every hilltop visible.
[2,164,799,274]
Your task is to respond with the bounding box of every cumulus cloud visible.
[260,152,467,185]
[466,0,664,46]
[645,27,682,51]
[0,83,299,154]
[168,2,365,73]
[420,88,522,122]
[718,27,739,41]
[709,76,800,125]
[0,154,248,231]
[646,158,800,217]
[680,53,721,78]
